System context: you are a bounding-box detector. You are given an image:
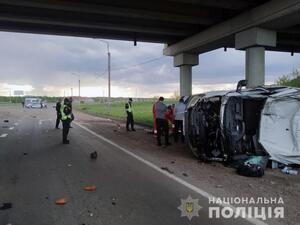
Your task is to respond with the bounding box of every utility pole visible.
[72,73,81,98]
[108,50,111,100]
[95,39,111,100]
[78,78,81,97]
[71,87,73,97]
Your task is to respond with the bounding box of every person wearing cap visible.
[61,98,72,144]
[154,96,171,146]
[125,98,135,131]
[174,97,186,143]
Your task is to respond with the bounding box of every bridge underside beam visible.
[164,0,300,56]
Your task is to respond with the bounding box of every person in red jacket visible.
[165,105,175,138]
[165,105,175,124]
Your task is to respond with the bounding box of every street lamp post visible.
[96,39,111,101]
[71,73,81,98]
[78,78,81,97]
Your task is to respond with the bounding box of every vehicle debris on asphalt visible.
[55,198,67,205]
[281,167,298,175]
[237,156,268,177]
[161,166,174,174]
[0,203,12,210]
[84,185,97,191]
[90,151,98,160]
[111,197,117,206]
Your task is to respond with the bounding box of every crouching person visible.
[61,98,72,144]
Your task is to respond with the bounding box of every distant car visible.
[25,97,43,108]
[184,81,300,165]
[31,102,42,108]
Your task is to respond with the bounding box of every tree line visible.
[276,69,300,87]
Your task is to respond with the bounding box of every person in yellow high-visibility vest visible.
[125,98,135,131]
[61,98,72,144]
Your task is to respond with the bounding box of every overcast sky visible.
[0,31,299,97]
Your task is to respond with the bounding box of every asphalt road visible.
[0,105,261,225]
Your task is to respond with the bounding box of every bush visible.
[276,69,300,87]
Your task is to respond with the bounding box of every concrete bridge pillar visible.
[174,53,199,96]
[246,47,265,88]
[235,27,276,88]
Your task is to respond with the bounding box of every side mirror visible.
[236,80,247,92]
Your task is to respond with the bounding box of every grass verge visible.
[74,100,175,126]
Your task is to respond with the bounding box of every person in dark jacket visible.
[125,98,135,131]
[55,98,62,129]
[154,96,171,147]
[61,98,72,144]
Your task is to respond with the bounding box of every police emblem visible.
[178,195,202,221]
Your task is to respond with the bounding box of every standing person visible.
[61,98,72,144]
[21,100,25,108]
[125,98,135,131]
[174,98,186,143]
[165,105,175,124]
[155,97,170,146]
[55,98,62,129]
[165,105,175,138]
[69,97,74,128]
[152,100,158,136]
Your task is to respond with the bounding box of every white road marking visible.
[9,127,14,130]
[14,123,19,126]
[0,133,8,138]
[74,121,267,225]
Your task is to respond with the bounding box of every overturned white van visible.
[259,88,300,165]
[185,83,300,165]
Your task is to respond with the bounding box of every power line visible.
[110,56,166,72]
[89,56,166,79]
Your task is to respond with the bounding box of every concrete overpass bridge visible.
[0,0,299,95]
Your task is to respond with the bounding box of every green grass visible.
[0,102,19,106]
[75,100,175,126]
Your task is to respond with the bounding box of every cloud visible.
[0,31,299,97]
